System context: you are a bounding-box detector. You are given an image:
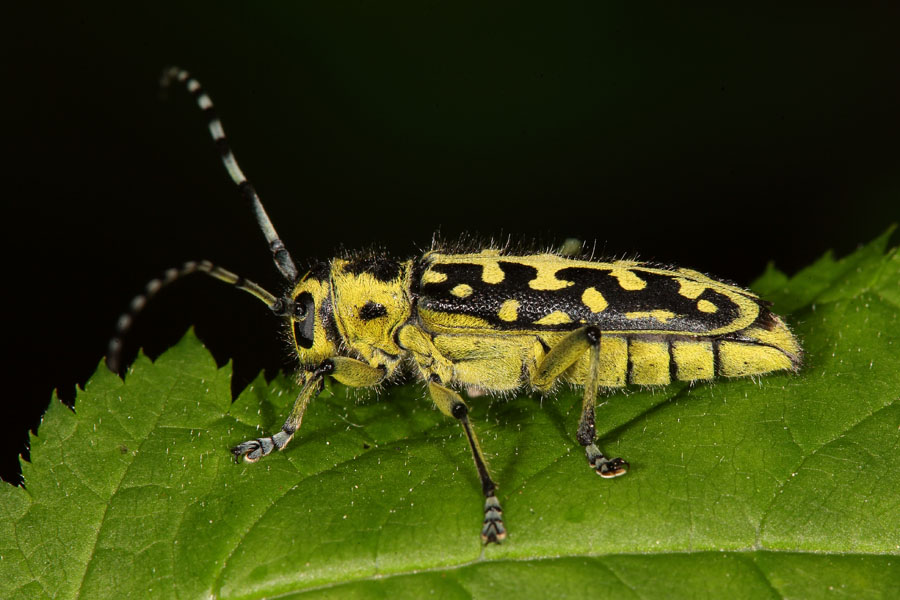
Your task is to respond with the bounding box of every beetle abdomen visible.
[414,252,800,388]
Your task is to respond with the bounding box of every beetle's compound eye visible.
[292,291,316,349]
[293,299,308,319]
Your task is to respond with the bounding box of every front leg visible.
[231,357,387,462]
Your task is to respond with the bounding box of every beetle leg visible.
[533,326,628,478]
[397,323,506,543]
[231,357,388,462]
[428,378,506,544]
[579,331,629,478]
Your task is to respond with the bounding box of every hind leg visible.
[533,327,628,478]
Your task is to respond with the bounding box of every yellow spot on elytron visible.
[528,265,573,290]
[534,311,573,325]
[451,284,473,298]
[625,310,676,323]
[609,268,646,291]
[498,299,519,321]
[676,278,707,299]
[482,261,505,284]
[422,269,447,284]
[697,299,718,313]
[582,287,608,313]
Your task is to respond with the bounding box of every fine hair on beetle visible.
[109,67,802,544]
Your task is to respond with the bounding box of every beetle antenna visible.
[160,66,299,283]
[107,260,289,374]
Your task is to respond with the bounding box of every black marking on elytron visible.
[342,257,404,282]
[293,292,316,349]
[416,261,749,333]
[668,340,678,382]
[359,301,388,321]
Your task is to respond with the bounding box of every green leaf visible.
[2,232,898,600]
[750,225,897,315]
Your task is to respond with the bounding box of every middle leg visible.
[397,323,507,542]
[428,378,506,544]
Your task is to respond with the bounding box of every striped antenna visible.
[160,67,299,283]
[107,261,283,373]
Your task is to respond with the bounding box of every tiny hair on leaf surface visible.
[1,230,898,600]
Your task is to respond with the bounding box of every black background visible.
[4,3,899,484]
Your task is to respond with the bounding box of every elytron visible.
[109,67,802,543]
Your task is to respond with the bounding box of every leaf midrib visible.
[204,388,897,597]
[252,548,899,600]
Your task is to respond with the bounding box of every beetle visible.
[109,67,802,543]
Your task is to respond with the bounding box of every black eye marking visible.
[293,292,316,349]
[359,301,387,321]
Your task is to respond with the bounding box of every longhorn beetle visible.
[109,67,803,543]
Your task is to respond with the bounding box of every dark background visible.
[4,3,899,484]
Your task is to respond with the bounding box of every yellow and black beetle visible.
[109,68,802,544]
